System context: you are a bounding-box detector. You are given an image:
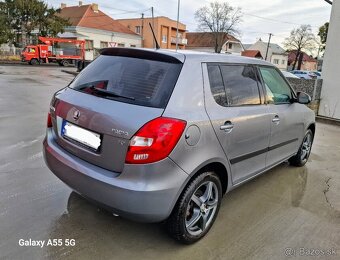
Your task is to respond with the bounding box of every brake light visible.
[125,117,187,164]
[47,112,52,128]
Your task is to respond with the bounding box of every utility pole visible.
[176,0,181,51]
[265,33,273,61]
[141,13,144,48]
[151,7,155,48]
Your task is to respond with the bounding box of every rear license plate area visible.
[61,120,102,152]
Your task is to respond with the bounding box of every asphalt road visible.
[1,65,340,260]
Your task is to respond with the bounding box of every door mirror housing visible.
[296,91,311,104]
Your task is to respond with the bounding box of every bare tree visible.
[284,25,316,70]
[195,1,242,53]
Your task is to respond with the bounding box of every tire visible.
[289,129,314,167]
[29,59,38,65]
[62,60,70,67]
[166,171,222,244]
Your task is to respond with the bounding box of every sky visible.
[46,0,333,46]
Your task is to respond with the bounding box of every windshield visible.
[69,55,183,108]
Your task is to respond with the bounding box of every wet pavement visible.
[1,65,340,260]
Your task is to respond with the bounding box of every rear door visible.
[50,50,183,173]
[203,63,271,184]
[258,66,304,168]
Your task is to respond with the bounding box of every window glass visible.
[100,41,108,48]
[135,26,141,34]
[220,65,261,106]
[207,65,228,107]
[259,67,292,104]
[69,55,182,108]
[85,40,93,50]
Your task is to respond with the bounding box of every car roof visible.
[154,48,272,66]
[101,47,273,66]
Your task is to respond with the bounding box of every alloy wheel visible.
[185,181,219,236]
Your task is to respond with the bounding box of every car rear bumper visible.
[43,129,189,223]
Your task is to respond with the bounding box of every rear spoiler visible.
[100,48,184,64]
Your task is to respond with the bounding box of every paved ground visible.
[1,65,340,260]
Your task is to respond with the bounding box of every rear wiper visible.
[90,86,135,101]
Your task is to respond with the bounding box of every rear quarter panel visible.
[163,58,233,191]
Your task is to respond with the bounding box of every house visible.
[186,32,244,55]
[319,0,340,119]
[58,2,141,60]
[247,39,288,70]
[241,50,263,59]
[118,17,187,49]
[287,51,317,71]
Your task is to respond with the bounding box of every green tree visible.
[39,8,70,37]
[318,22,329,51]
[0,2,13,45]
[195,1,242,53]
[284,25,316,70]
[3,0,69,46]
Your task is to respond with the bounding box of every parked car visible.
[281,70,299,79]
[312,71,322,79]
[44,48,315,244]
[290,70,317,79]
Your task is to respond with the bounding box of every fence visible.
[288,78,323,114]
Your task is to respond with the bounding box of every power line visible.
[242,12,319,28]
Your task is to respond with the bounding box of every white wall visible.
[319,0,340,119]
[225,42,243,55]
[271,54,288,70]
[65,26,142,60]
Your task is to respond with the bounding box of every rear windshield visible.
[68,55,182,108]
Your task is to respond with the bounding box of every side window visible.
[259,67,292,104]
[220,65,261,106]
[207,65,228,107]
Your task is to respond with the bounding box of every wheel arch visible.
[307,123,316,137]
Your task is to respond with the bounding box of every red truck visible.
[21,36,85,66]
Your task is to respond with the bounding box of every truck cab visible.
[21,45,49,65]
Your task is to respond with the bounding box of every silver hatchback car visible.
[43,48,315,243]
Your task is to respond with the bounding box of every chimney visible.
[79,1,83,6]
[92,3,99,13]
[61,3,66,9]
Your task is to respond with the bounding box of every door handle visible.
[272,115,280,124]
[220,121,234,133]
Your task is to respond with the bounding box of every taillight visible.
[125,117,187,164]
[47,112,52,128]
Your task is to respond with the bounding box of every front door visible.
[203,63,271,184]
[258,66,304,168]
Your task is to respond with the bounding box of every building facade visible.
[319,0,340,119]
[186,32,244,55]
[241,50,263,59]
[247,39,288,70]
[118,17,187,49]
[58,2,141,60]
[287,51,317,71]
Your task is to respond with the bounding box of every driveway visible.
[0,65,339,259]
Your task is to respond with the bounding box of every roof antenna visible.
[149,22,160,49]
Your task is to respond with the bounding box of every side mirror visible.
[297,91,311,104]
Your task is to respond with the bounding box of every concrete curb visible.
[316,116,340,126]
